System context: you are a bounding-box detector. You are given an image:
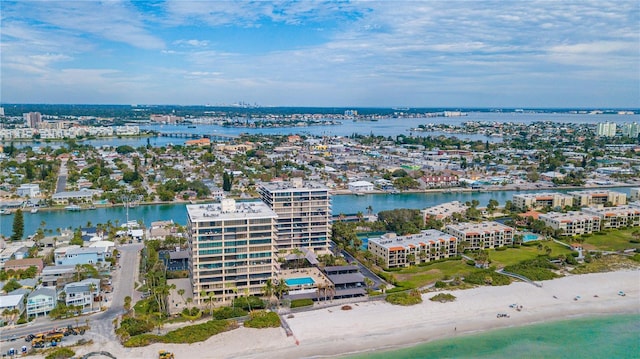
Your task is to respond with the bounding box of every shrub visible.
[123,334,163,347]
[233,296,266,311]
[466,260,476,266]
[290,298,314,308]
[341,305,352,310]
[244,311,281,328]
[434,281,447,288]
[163,319,234,343]
[465,270,511,286]
[212,307,247,320]
[45,348,75,359]
[504,257,560,281]
[119,317,154,337]
[385,290,423,306]
[430,293,456,303]
[124,320,236,347]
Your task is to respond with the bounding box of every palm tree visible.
[274,280,288,305]
[244,288,252,312]
[366,205,373,215]
[262,279,275,308]
[88,282,97,312]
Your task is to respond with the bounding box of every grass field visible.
[580,228,640,251]
[489,242,573,267]
[392,259,478,289]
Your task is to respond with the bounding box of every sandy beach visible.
[65,270,639,359]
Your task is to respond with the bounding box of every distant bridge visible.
[159,132,239,141]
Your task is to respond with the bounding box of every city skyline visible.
[1,1,639,108]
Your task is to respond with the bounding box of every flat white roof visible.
[446,221,513,234]
[0,294,24,307]
[369,229,456,249]
[186,200,276,222]
[259,180,328,192]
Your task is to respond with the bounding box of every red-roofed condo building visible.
[445,221,514,251]
[368,230,457,268]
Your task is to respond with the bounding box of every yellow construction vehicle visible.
[159,350,175,359]
[31,332,63,348]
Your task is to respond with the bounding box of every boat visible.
[30,208,39,214]
[65,205,82,211]
[0,209,11,215]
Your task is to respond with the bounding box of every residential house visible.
[3,258,44,274]
[348,180,374,192]
[26,287,56,318]
[0,294,25,324]
[55,246,108,266]
[63,278,100,308]
[17,183,40,198]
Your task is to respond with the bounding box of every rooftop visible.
[446,221,513,233]
[369,229,456,250]
[259,178,328,192]
[186,199,276,222]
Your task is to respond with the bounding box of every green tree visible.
[10,209,24,241]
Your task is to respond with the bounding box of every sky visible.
[1,0,639,108]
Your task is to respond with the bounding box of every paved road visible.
[340,248,387,290]
[1,243,143,348]
[55,159,68,193]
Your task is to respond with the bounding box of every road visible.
[55,158,68,193]
[339,247,387,290]
[1,243,142,349]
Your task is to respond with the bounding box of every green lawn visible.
[489,242,573,267]
[581,228,640,252]
[391,259,479,289]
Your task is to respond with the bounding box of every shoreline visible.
[6,183,638,214]
[60,270,639,359]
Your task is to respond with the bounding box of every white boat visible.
[30,208,39,214]
[65,205,82,211]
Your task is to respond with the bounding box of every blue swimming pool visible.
[285,277,315,286]
[523,233,540,242]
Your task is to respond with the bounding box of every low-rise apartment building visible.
[421,201,468,222]
[445,221,514,250]
[583,205,640,229]
[368,230,457,268]
[568,190,627,207]
[538,211,601,236]
[512,192,574,211]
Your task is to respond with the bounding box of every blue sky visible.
[1,0,639,108]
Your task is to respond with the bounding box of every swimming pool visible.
[523,233,540,242]
[285,277,315,286]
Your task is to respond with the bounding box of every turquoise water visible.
[285,277,315,286]
[523,233,540,242]
[344,314,640,359]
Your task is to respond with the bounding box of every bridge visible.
[158,132,239,141]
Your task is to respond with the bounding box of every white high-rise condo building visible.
[187,199,277,305]
[258,178,331,253]
[597,122,616,137]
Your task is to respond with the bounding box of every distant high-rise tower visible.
[187,199,277,305]
[621,122,639,138]
[596,122,616,137]
[23,112,42,128]
[258,178,331,253]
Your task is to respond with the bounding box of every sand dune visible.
[67,270,639,359]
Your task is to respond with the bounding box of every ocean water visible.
[344,314,640,359]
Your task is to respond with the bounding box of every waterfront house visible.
[17,183,40,198]
[26,287,56,318]
[348,180,374,192]
[323,265,367,299]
